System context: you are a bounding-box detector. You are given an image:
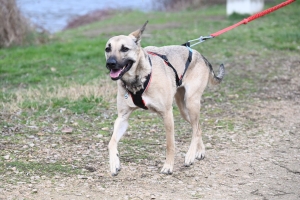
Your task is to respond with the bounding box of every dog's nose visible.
[106,57,117,69]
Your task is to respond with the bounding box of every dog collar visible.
[123,56,152,110]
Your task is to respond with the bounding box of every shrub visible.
[0,0,30,47]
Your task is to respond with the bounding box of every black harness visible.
[128,62,152,110]
[124,46,193,110]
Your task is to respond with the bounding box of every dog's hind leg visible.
[175,86,205,166]
[183,85,206,167]
[160,108,175,175]
[108,106,134,176]
[175,87,190,123]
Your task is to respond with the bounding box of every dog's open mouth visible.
[109,60,133,80]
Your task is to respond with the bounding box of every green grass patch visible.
[3,161,83,176]
[19,96,108,115]
[217,119,235,131]
[0,38,107,88]
[228,12,250,21]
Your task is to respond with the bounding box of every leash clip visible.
[188,35,214,47]
[199,35,213,43]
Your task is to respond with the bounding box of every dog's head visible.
[105,21,148,80]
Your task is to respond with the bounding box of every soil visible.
[1,53,300,199]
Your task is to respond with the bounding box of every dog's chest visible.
[122,76,146,94]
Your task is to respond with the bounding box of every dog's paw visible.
[185,141,206,166]
[196,150,205,160]
[110,153,121,176]
[160,163,173,175]
[185,149,205,166]
[184,149,196,167]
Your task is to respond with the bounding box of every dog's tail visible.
[201,55,225,85]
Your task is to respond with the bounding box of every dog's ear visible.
[129,20,148,45]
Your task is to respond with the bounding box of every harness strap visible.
[148,51,181,87]
[179,46,193,86]
[148,47,193,87]
[124,56,152,110]
[129,73,151,110]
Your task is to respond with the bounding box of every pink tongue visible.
[110,69,122,78]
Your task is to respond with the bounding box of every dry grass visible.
[1,78,117,112]
[0,0,31,47]
[64,9,114,30]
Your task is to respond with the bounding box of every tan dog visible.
[105,21,224,176]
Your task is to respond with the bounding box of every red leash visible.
[187,0,296,47]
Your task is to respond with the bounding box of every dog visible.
[105,21,224,176]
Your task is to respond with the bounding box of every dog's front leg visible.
[160,108,175,175]
[108,109,132,176]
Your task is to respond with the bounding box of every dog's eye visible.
[120,46,129,52]
[105,47,111,53]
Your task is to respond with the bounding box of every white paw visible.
[110,153,121,176]
[185,145,205,166]
[184,148,196,167]
[160,163,173,175]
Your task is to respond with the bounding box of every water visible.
[16,0,154,33]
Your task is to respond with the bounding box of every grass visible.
[4,161,83,176]
[0,38,106,88]
[0,160,84,185]
[0,0,299,181]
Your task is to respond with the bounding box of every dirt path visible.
[1,55,299,199]
[3,100,298,200]
[2,101,300,199]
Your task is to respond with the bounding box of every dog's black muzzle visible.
[106,57,134,80]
